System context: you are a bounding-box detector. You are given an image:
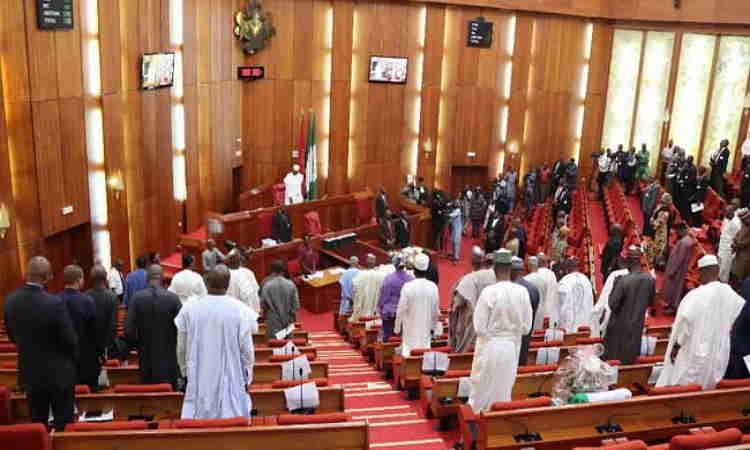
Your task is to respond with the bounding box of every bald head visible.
[147,264,163,285]
[26,256,51,284]
[206,264,231,293]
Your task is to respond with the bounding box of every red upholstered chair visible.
[490,396,552,411]
[272,184,286,206]
[287,259,302,277]
[0,344,17,353]
[113,384,173,393]
[647,384,702,396]
[717,378,750,389]
[65,421,149,432]
[171,417,250,429]
[103,359,121,367]
[74,385,91,395]
[271,378,329,389]
[356,198,373,226]
[258,212,274,243]
[277,412,350,425]
[668,428,742,449]
[304,211,322,236]
[0,424,49,450]
[0,386,10,425]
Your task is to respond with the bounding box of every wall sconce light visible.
[508,141,519,154]
[108,173,125,199]
[663,109,671,123]
[423,138,433,154]
[744,94,750,109]
[0,204,10,239]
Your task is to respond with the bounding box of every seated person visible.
[297,234,318,275]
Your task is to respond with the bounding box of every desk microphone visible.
[660,401,696,424]
[291,368,316,415]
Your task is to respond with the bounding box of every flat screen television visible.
[368,56,408,84]
[141,52,175,90]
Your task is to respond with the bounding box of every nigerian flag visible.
[305,111,317,200]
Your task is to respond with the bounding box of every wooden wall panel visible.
[417,4,445,189]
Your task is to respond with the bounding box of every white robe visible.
[657,281,745,390]
[524,267,559,330]
[168,269,207,304]
[175,295,258,419]
[349,266,394,322]
[558,272,594,333]
[468,281,532,413]
[283,172,305,205]
[227,267,261,314]
[394,278,440,357]
[591,269,628,338]
[718,214,741,283]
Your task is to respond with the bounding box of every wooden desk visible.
[255,347,317,363]
[298,267,343,314]
[52,421,369,450]
[253,361,329,384]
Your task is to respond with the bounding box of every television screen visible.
[368,56,408,84]
[141,53,175,90]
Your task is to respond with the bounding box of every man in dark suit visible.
[4,256,78,431]
[125,264,182,388]
[394,211,411,249]
[86,265,118,368]
[709,139,731,195]
[60,265,102,391]
[375,186,389,220]
[272,206,293,243]
[378,209,396,250]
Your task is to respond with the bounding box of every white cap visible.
[697,254,719,268]
[293,163,301,171]
[414,253,430,271]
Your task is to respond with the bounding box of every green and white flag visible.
[305,111,317,200]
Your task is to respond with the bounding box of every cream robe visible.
[591,269,629,338]
[394,278,440,357]
[168,269,207,304]
[468,281,532,413]
[283,172,305,205]
[718,214,741,283]
[349,266,394,322]
[657,281,745,390]
[523,267,559,330]
[558,271,594,333]
[227,267,261,314]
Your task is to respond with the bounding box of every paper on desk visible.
[305,272,324,280]
[273,341,300,356]
[261,239,279,248]
[422,351,450,372]
[281,355,312,381]
[536,347,560,365]
[284,382,320,411]
[458,377,472,398]
[640,335,657,356]
[275,323,296,340]
[79,410,114,422]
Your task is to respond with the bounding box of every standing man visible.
[557,258,594,333]
[350,254,387,322]
[175,265,258,419]
[283,164,305,205]
[272,206,293,244]
[449,247,496,353]
[375,186,389,220]
[394,211,411,249]
[468,249,532,413]
[168,254,207,304]
[125,265,183,387]
[108,259,125,302]
[378,256,413,341]
[524,253,559,330]
[338,256,360,317]
[591,255,628,338]
[415,177,429,205]
[470,188,487,239]
[726,277,750,379]
[661,139,675,184]
[657,255,745,390]
[662,222,695,313]
[60,265,101,392]
[448,200,463,262]
[394,253,440,356]
[718,205,741,283]
[4,257,77,431]
[86,265,118,368]
[511,257,540,366]
[733,209,750,282]
[641,177,660,237]
[600,224,624,281]
[597,149,612,200]
[709,139,731,195]
[202,239,225,272]
[259,260,300,339]
[226,249,261,314]
[124,255,149,307]
[603,247,656,364]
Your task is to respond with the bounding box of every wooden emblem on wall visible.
[234,0,276,55]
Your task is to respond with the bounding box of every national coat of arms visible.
[234,0,276,55]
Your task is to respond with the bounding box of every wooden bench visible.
[530,331,590,346]
[422,363,656,428]
[254,330,310,347]
[254,361,329,383]
[374,338,449,378]
[9,386,345,422]
[397,352,474,394]
[460,386,750,450]
[255,347,318,363]
[527,338,668,365]
[51,421,369,450]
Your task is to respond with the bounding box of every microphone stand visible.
[290,368,316,415]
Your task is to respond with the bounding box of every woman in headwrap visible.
[647,193,674,271]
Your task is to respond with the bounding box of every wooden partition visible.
[237,184,275,211]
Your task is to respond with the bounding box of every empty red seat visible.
[304,212,322,236]
[171,417,250,429]
[668,427,742,449]
[0,424,48,450]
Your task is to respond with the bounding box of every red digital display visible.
[238,66,264,81]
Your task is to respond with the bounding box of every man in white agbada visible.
[591,255,629,338]
[175,265,258,419]
[657,255,745,390]
[557,257,594,333]
[168,254,207,304]
[523,253,559,330]
[718,205,742,283]
[349,254,392,322]
[394,253,440,357]
[283,164,305,205]
[225,250,261,314]
[468,249,532,413]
